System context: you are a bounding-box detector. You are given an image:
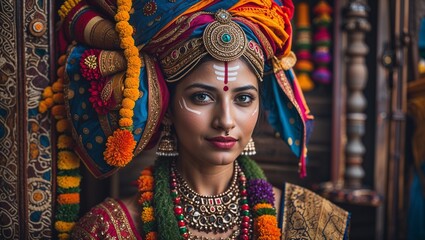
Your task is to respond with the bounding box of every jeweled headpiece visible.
[55,0,313,179]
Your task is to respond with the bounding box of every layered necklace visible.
[170,160,251,239]
[137,156,281,240]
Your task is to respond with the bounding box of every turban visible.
[59,0,313,178]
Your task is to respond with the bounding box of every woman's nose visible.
[213,100,235,132]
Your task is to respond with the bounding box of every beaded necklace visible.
[137,156,281,240]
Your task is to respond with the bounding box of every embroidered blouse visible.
[71,183,350,239]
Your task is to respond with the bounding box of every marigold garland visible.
[58,0,81,20]
[103,0,142,167]
[40,51,82,239]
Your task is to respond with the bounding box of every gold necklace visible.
[173,162,242,234]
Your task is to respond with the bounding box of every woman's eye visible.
[191,93,213,104]
[235,94,254,105]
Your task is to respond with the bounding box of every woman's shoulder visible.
[71,198,142,240]
[278,182,351,240]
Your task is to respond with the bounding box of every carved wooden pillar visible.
[344,0,371,188]
[0,1,55,238]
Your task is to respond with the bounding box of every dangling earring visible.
[241,138,256,156]
[156,123,178,156]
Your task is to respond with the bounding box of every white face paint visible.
[179,98,201,115]
[251,107,258,117]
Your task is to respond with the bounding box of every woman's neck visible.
[175,158,236,196]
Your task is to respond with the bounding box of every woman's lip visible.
[206,136,237,149]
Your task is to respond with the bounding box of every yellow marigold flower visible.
[115,11,130,22]
[253,203,274,211]
[122,98,136,109]
[128,56,142,67]
[55,221,75,233]
[57,134,74,149]
[56,119,71,133]
[117,0,132,11]
[124,77,139,88]
[119,117,133,127]
[104,129,136,167]
[120,37,135,49]
[123,89,139,101]
[119,108,134,118]
[58,233,70,240]
[141,206,155,222]
[57,176,81,189]
[124,46,139,59]
[42,86,53,98]
[58,151,80,170]
[116,21,132,36]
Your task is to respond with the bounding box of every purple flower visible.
[247,179,275,205]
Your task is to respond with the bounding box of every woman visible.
[57,0,350,239]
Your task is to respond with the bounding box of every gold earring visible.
[241,138,256,156]
[156,123,178,156]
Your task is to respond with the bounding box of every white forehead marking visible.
[179,98,201,115]
[213,64,240,82]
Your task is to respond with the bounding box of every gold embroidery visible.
[134,54,162,155]
[281,183,349,240]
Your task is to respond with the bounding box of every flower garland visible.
[137,156,281,240]
[103,0,142,167]
[58,0,81,20]
[39,53,81,240]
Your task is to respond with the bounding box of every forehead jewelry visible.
[203,9,248,62]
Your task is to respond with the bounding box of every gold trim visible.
[134,54,162,155]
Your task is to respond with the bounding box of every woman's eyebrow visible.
[232,85,258,93]
[184,83,217,92]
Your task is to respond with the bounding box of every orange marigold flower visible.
[124,77,139,88]
[116,21,133,37]
[141,166,153,176]
[52,80,64,92]
[39,101,48,113]
[53,93,65,103]
[57,233,70,240]
[56,119,71,133]
[128,56,142,67]
[55,221,75,233]
[141,206,155,222]
[119,108,134,118]
[104,129,136,167]
[122,98,136,109]
[44,97,54,108]
[57,193,80,205]
[57,134,74,149]
[114,11,130,22]
[58,54,67,65]
[139,191,154,204]
[124,46,139,58]
[52,105,66,117]
[137,175,154,192]
[254,215,281,239]
[117,0,132,12]
[57,66,65,78]
[145,232,157,240]
[119,117,133,127]
[42,86,54,98]
[123,89,139,101]
[120,37,135,49]
[253,203,274,211]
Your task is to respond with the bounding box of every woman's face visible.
[170,58,259,167]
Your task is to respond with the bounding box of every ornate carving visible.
[0,0,53,238]
[344,0,371,188]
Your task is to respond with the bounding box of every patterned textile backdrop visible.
[0,0,54,238]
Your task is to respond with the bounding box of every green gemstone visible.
[221,33,231,43]
[171,191,178,198]
[242,210,250,216]
[179,226,187,234]
[241,199,248,204]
